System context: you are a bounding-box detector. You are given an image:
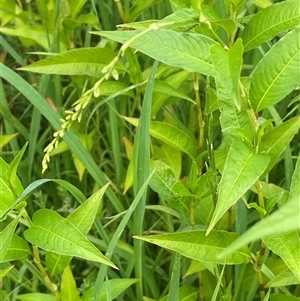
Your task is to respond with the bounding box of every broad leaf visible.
[207,139,270,234]
[3,235,30,262]
[60,265,81,301]
[219,194,300,258]
[46,184,109,275]
[160,286,198,301]
[19,48,126,76]
[123,117,198,159]
[149,161,189,212]
[126,0,163,22]
[267,269,300,287]
[249,27,300,112]
[242,0,300,52]
[82,279,138,301]
[24,209,116,268]
[135,230,251,264]
[263,232,300,281]
[260,115,300,175]
[270,294,300,301]
[92,29,216,76]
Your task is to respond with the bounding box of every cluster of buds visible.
[41,93,92,173]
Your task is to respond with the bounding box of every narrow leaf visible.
[82,279,138,301]
[19,48,126,76]
[207,139,270,234]
[61,265,82,301]
[250,27,300,112]
[91,29,216,76]
[219,194,300,258]
[260,115,300,175]
[16,294,56,301]
[0,216,20,262]
[242,0,300,52]
[123,117,198,159]
[289,155,300,200]
[135,230,251,264]
[24,209,117,268]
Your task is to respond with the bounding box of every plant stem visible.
[115,0,126,23]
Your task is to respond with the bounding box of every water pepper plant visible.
[1,0,299,300]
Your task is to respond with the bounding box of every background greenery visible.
[0,0,299,301]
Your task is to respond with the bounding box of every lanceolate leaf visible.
[3,235,30,262]
[135,230,251,264]
[91,29,216,76]
[263,232,300,281]
[219,195,300,258]
[123,117,198,159]
[16,293,56,301]
[207,139,270,234]
[0,217,20,262]
[61,266,82,301]
[18,48,126,76]
[24,209,117,268]
[289,156,300,201]
[249,27,300,112]
[46,184,109,275]
[260,115,300,176]
[242,0,300,52]
[211,38,243,110]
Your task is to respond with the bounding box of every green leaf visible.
[135,230,251,264]
[152,71,190,115]
[167,252,180,301]
[0,265,14,278]
[126,0,163,22]
[61,265,82,301]
[154,81,195,104]
[0,133,18,148]
[207,139,270,234]
[18,48,126,76]
[270,294,300,301]
[0,176,15,217]
[69,0,88,18]
[211,38,243,110]
[82,279,138,301]
[211,43,254,145]
[289,156,300,200]
[153,144,182,180]
[149,161,188,212]
[159,286,198,301]
[123,117,198,159]
[184,260,207,277]
[24,209,117,268]
[97,81,134,98]
[16,294,56,301]
[267,269,300,287]
[260,115,300,175]
[3,235,30,262]
[263,232,300,281]
[249,27,300,112]
[0,27,67,52]
[219,194,300,258]
[0,216,20,262]
[91,29,216,76]
[242,0,300,52]
[46,183,109,275]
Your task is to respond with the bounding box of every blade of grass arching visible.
[108,99,123,189]
[0,63,124,213]
[0,34,27,66]
[167,252,181,301]
[92,164,158,301]
[133,60,159,299]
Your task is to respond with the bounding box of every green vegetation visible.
[1,0,299,300]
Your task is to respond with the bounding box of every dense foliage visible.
[1,0,299,300]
